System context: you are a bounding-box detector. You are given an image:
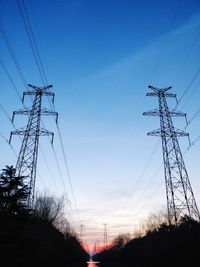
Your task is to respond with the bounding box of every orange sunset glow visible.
[83,242,113,255]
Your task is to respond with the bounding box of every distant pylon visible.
[93,242,97,254]
[96,239,99,252]
[79,224,84,243]
[9,84,58,209]
[143,85,200,224]
[103,223,108,247]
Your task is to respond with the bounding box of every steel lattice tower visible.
[79,224,84,243]
[143,85,200,224]
[10,84,58,208]
[103,223,108,247]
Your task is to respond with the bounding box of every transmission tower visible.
[103,223,108,247]
[10,84,58,209]
[79,224,84,243]
[143,85,200,224]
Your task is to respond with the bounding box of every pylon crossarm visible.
[174,130,189,137]
[12,108,58,122]
[148,85,172,92]
[12,108,32,118]
[143,109,160,116]
[40,91,55,104]
[146,92,177,98]
[143,109,186,117]
[147,129,189,137]
[28,84,52,91]
[147,129,161,136]
[23,89,55,104]
[10,127,27,136]
[146,92,159,97]
[11,128,53,136]
[164,93,176,98]
[22,91,35,101]
[39,129,54,144]
[41,108,58,120]
[39,129,54,136]
[42,91,54,97]
[169,111,186,117]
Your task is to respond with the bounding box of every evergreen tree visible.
[0,165,29,214]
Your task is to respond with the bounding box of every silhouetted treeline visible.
[0,166,89,267]
[94,216,200,267]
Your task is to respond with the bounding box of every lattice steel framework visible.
[143,85,200,224]
[103,223,108,247]
[79,224,84,243]
[10,84,58,208]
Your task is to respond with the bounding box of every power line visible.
[104,67,200,223]
[0,131,18,158]
[177,80,200,150]
[123,0,200,224]
[35,168,46,189]
[144,85,200,224]
[181,80,200,110]
[184,107,200,131]
[0,3,76,214]
[16,0,81,226]
[0,57,22,101]
[128,163,163,216]
[50,143,70,200]
[10,84,58,208]
[0,50,63,196]
[113,68,200,221]
[16,0,48,85]
[126,140,160,201]
[39,118,79,227]
[112,140,160,218]
[39,145,59,190]
[0,23,28,89]
[0,114,43,185]
[1,6,69,200]
[1,9,80,229]
[150,0,181,83]
[172,30,200,85]
[126,106,200,222]
[128,126,200,222]
[176,67,200,107]
[0,103,17,127]
[56,123,81,223]
[184,134,200,154]
[130,181,164,220]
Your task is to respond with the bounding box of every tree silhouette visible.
[34,192,64,224]
[0,165,29,214]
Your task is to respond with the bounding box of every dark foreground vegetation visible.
[94,216,200,267]
[0,166,89,267]
[0,212,88,267]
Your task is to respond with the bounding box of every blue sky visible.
[0,0,200,244]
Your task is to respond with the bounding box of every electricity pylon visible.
[79,224,84,243]
[143,85,200,224]
[103,223,108,247]
[9,84,58,209]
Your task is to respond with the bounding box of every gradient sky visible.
[0,0,200,245]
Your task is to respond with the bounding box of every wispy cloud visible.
[67,13,200,93]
